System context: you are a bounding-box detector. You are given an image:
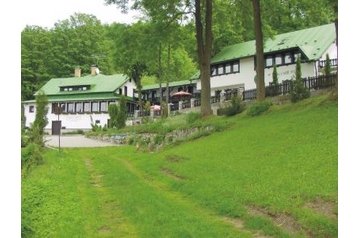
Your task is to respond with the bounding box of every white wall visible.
[196,55,330,96]
[24,102,111,133]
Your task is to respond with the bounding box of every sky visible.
[20,0,141,30]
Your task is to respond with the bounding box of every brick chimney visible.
[74,67,81,77]
[91,64,99,75]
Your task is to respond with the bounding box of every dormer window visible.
[60,85,91,92]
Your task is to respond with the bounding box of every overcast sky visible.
[20,0,140,30]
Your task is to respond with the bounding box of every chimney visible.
[91,64,99,75]
[74,67,81,77]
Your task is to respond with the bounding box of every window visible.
[275,54,283,65]
[211,66,217,76]
[84,102,91,112]
[266,56,273,67]
[233,62,239,72]
[100,101,108,112]
[67,102,74,113]
[124,86,128,96]
[284,53,292,64]
[294,53,301,62]
[60,103,67,113]
[60,85,90,91]
[92,102,99,112]
[225,64,231,74]
[217,65,224,74]
[29,105,34,113]
[75,102,83,113]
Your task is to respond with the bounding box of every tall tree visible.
[195,0,213,116]
[50,13,114,77]
[21,26,53,101]
[252,0,265,102]
[30,91,49,147]
[104,0,214,117]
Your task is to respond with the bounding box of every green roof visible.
[142,79,195,91]
[36,73,129,96]
[211,23,336,64]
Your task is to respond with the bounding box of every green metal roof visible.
[142,79,195,91]
[211,23,336,64]
[23,93,136,104]
[36,73,129,96]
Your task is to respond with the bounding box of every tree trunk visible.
[252,0,265,102]
[166,44,171,104]
[158,43,162,103]
[195,0,213,117]
[334,3,338,97]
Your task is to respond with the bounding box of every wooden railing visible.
[243,74,337,101]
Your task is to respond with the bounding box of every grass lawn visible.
[22,94,338,237]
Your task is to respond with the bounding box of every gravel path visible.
[44,135,120,148]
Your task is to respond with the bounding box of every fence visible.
[242,74,337,101]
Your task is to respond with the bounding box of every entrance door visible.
[52,121,61,135]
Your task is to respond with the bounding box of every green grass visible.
[22,94,338,237]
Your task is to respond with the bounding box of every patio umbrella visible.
[150,105,161,111]
[172,91,192,101]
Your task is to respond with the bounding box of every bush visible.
[290,80,310,103]
[220,95,245,117]
[186,111,200,124]
[247,100,273,117]
[21,143,44,177]
[290,55,310,103]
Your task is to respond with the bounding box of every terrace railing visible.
[243,74,337,101]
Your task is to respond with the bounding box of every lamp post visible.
[55,104,62,151]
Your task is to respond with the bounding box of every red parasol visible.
[150,105,161,111]
[172,91,192,98]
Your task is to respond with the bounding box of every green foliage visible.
[108,103,119,128]
[28,91,48,148]
[144,101,151,112]
[247,100,273,117]
[324,53,332,76]
[62,129,84,135]
[21,143,44,177]
[222,95,245,117]
[118,95,127,129]
[186,111,201,124]
[107,95,128,129]
[272,64,278,86]
[290,56,311,102]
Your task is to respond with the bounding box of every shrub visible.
[21,143,44,177]
[186,111,200,124]
[290,56,310,102]
[221,95,245,117]
[247,100,273,117]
